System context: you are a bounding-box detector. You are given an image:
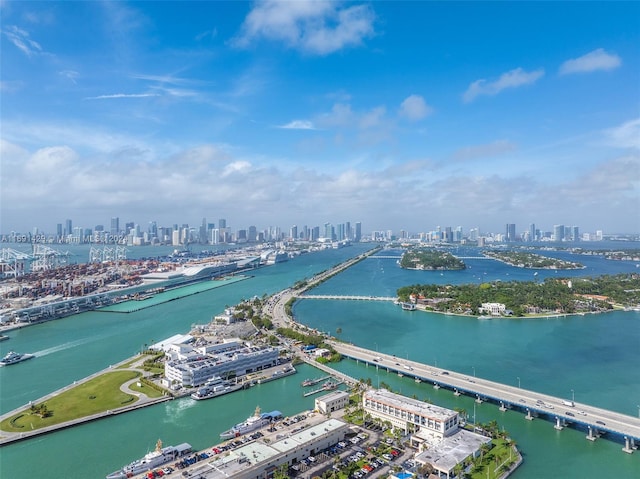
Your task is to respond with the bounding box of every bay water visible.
[0,243,639,478]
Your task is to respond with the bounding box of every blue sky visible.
[1,1,639,236]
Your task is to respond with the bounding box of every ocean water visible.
[1,243,639,478]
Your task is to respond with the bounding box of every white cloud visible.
[316,103,354,128]
[278,120,316,130]
[0,80,23,93]
[233,0,375,55]
[399,95,432,121]
[2,25,42,57]
[359,106,386,129]
[559,48,621,75]
[605,118,640,149]
[84,93,160,100]
[59,70,79,84]
[452,140,517,162]
[463,67,545,103]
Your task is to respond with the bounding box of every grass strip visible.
[1,370,140,432]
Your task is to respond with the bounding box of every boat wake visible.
[162,397,197,423]
[32,338,94,357]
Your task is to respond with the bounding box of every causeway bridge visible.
[453,256,494,260]
[299,294,397,302]
[329,341,640,453]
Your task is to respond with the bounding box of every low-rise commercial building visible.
[315,390,349,415]
[165,340,279,387]
[192,417,350,479]
[363,389,491,479]
[363,388,459,438]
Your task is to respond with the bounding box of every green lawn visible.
[129,380,164,398]
[0,370,141,432]
[469,439,518,479]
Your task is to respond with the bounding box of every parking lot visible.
[290,420,417,479]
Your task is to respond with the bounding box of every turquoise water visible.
[1,243,639,478]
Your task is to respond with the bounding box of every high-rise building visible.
[354,222,362,242]
[572,226,579,242]
[454,226,463,242]
[248,225,257,242]
[445,226,453,243]
[200,218,208,244]
[110,217,119,237]
[553,224,565,241]
[529,223,536,242]
[218,219,227,229]
[290,225,298,241]
[505,223,516,242]
[65,219,73,237]
[324,223,333,241]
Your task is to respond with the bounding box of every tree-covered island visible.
[572,248,640,262]
[483,250,584,269]
[397,273,640,317]
[400,248,466,270]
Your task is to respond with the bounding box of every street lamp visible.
[517,377,521,388]
[571,389,575,402]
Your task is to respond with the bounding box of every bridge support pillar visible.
[454,388,460,396]
[475,394,483,404]
[499,401,507,412]
[586,426,597,441]
[554,417,564,430]
[433,382,440,390]
[622,437,636,454]
[525,409,533,421]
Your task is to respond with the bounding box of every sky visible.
[1,0,639,236]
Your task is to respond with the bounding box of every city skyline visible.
[1,1,639,233]
[0,213,616,245]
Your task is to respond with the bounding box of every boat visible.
[400,302,416,311]
[0,351,35,366]
[191,376,243,400]
[220,406,282,439]
[105,439,192,479]
[322,380,339,391]
[301,375,329,387]
[257,366,296,384]
[0,334,9,342]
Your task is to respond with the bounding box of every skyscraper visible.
[506,223,516,242]
[554,225,565,241]
[354,222,362,242]
[110,217,119,238]
[529,223,536,242]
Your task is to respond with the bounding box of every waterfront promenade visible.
[329,341,640,451]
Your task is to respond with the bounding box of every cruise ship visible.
[0,351,35,366]
[220,406,282,439]
[105,440,192,479]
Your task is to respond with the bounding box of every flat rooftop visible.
[415,428,491,473]
[159,413,348,479]
[365,388,457,421]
